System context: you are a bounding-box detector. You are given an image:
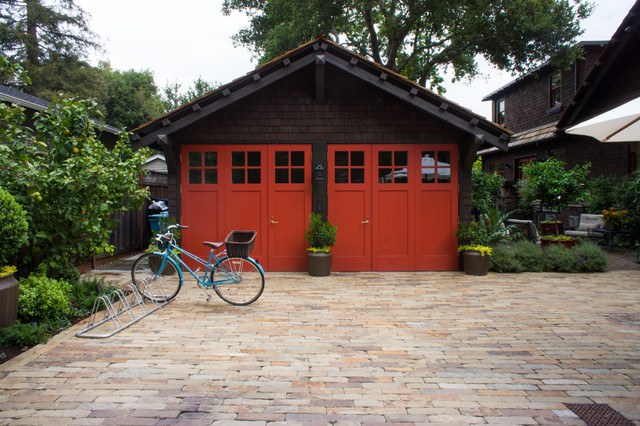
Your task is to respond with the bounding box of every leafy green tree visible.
[100,65,164,130]
[0,55,150,278]
[517,157,591,214]
[223,0,592,90]
[0,0,98,67]
[0,0,101,98]
[27,57,108,108]
[471,159,505,217]
[162,76,219,112]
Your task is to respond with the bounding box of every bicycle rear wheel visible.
[131,253,182,302]
[211,257,264,306]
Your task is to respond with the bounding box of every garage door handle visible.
[361,217,369,224]
[270,217,279,224]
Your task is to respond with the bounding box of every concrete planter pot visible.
[462,251,491,276]
[307,252,332,277]
[0,273,19,328]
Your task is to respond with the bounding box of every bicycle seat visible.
[203,241,224,250]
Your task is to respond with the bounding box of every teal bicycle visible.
[131,225,265,305]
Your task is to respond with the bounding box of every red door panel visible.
[328,145,371,271]
[372,145,415,270]
[267,145,312,271]
[180,146,222,268]
[417,191,456,268]
[224,147,268,265]
[415,146,459,270]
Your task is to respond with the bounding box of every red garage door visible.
[328,144,458,271]
[181,144,311,271]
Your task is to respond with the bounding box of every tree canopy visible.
[99,65,165,130]
[223,0,593,91]
[0,0,98,67]
[162,76,220,112]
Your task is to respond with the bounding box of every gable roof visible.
[131,37,510,151]
[558,0,640,128]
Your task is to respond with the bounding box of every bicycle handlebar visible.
[155,224,189,245]
[166,224,188,231]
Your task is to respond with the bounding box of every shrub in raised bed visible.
[542,244,576,272]
[572,241,608,272]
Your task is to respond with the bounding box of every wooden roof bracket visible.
[158,135,178,174]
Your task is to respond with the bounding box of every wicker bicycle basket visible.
[224,230,257,258]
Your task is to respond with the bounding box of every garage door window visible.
[275,150,305,183]
[334,150,365,184]
[421,151,451,184]
[188,151,218,184]
[232,151,261,184]
[378,150,408,183]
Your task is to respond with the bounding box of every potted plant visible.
[517,158,590,228]
[602,207,628,231]
[305,212,337,276]
[457,245,493,276]
[454,209,512,276]
[455,219,493,276]
[0,188,29,328]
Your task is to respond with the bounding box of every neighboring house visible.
[0,85,121,147]
[480,0,640,215]
[131,37,510,272]
[144,153,168,187]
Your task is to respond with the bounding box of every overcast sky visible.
[75,0,636,119]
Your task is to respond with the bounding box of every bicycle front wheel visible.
[211,257,264,306]
[131,253,182,302]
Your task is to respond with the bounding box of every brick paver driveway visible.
[1,270,639,425]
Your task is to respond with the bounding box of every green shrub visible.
[0,187,28,266]
[18,275,72,322]
[542,244,576,272]
[512,241,544,272]
[70,277,116,316]
[572,241,608,272]
[305,212,337,251]
[0,321,53,348]
[490,244,525,273]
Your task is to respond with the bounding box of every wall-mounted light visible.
[314,163,325,182]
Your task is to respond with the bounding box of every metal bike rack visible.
[75,279,171,339]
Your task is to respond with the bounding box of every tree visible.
[162,76,219,112]
[517,157,591,214]
[100,65,165,130]
[0,0,98,67]
[471,165,505,217]
[0,55,149,278]
[0,0,101,100]
[223,0,593,91]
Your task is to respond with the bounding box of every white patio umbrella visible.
[566,97,640,142]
